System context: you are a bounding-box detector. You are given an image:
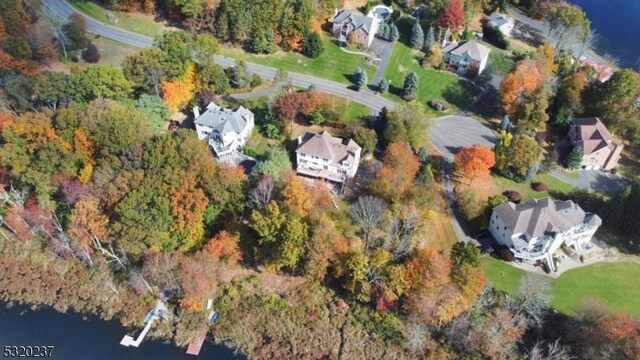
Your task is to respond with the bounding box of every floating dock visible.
[186,328,208,356]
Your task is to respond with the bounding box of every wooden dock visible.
[186,328,208,356]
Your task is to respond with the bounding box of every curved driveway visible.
[44,0,396,113]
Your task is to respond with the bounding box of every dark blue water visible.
[0,303,240,360]
[570,0,640,70]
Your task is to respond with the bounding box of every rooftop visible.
[571,117,621,154]
[296,131,360,165]
[442,41,491,61]
[493,197,602,241]
[194,102,253,135]
[332,9,373,34]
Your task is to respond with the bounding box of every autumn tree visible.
[495,133,539,181]
[205,230,242,266]
[500,59,545,116]
[454,146,495,181]
[371,142,420,203]
[169,174,208,251]
[352,127,378,155]
[162,64,196,112]
[383,103,427,150]
[281,174,312,218]
[439,0,465,31]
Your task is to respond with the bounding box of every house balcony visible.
[297,166,347,183]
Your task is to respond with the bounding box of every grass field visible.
[488,48,516,74]
[342,102,371,125]
[90,35,139,66]
[68,0,169,38]
[382,42,477,115]
[219,37,377,85]
[491,173,573,201]
[482,257,640,316]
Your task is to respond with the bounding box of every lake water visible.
[570,0,640,70]
[0,303,240,360]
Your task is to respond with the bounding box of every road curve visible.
[44,0,396,113]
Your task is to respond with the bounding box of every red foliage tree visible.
[454,146,496,180]
[439,0,465,31]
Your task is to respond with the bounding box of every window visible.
[504,226,507,230]
[323,165,328,170]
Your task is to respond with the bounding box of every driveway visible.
[550,169,627,192]
[44,0,396,113]
[430,115,497,160]
[369,38,395,85]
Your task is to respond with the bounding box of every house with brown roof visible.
[489,198,601,271]
[569,117,624,171]
[442,40,491,75]
[295,131,361,183]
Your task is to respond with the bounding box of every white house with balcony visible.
[442,40,491,75]
[489,198,601,271]
[295,131,361,183]
[193,102,254,159]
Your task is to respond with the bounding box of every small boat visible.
[143,308,155,323]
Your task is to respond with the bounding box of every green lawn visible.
[488,48,516,75]
[382,41,477,115]
[219,37,376,85]
[342,102,371,125]
[492,173,573,201]
[68,0,169,38]
[482,257,640,316]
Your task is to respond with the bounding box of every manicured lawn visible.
[68,0,169,38]
[482,257,640,316]
[382,41,477,115]
[218,37,376,85]
[342,102,371,125]
[491,173,573,201]
[488,48,516,75]
[90,35,139,66]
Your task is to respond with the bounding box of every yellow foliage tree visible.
[282,174,312,218]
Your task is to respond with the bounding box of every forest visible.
[1,0,640,359]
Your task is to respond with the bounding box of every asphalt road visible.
[44,0,396,113]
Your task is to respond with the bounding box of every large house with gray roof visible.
[489,198,601,270]
[331,5,392,47]
[193,102,254,159]
[295,131,361,183]
[442,40,491,75]
[568,117,623,171]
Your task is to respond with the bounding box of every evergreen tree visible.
[424,26,435,52]
[389,23,400,42]
[230,60,251,88]
[402,72,419,101]
[377,78,389,94]
[353,67,368,90]
[301,31,324,58]
[565,146,583,170]
[377,22,390,40]
[418,147,429,163]
[409,20,424,49]
[250,29,276,54]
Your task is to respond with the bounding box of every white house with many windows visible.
[295,131,361,183]
[489,198,602,271]
[193,102,254,159]
[442,40,491,75]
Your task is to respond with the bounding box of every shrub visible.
[250,74,263,89]
[531,182,548,192]
[497,245,515,262]
[82,42,100,63]
[482,23,509,50]
[502,190,522,204]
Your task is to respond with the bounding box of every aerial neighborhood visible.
[1,0,640,358]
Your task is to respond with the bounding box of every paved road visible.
[44,0,396,113]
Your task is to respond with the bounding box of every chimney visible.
[193,105,200,119]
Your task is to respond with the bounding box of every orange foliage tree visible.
[282,174,312,218]
[205,230,242,266]
[371,142,420,203]
[162,65,196,112]
[499,60,545,115]
[169,174,208,251]
[454,146,496,181]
